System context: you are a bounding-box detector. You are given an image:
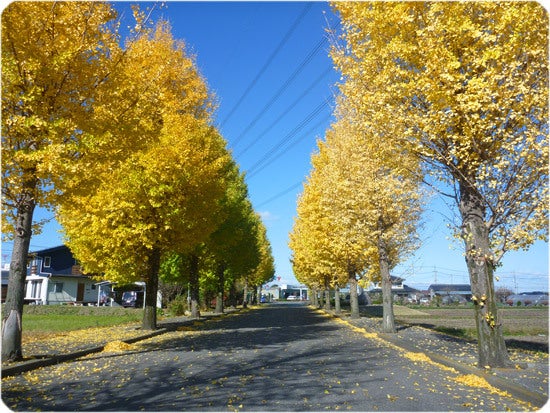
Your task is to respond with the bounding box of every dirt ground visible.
[361,305,548,344]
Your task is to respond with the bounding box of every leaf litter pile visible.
[17,324,147,360]
[102,340,136,353]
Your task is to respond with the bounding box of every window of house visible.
[54,282,63,293]
[43,256,51,268]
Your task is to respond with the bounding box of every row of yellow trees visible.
[1,2,274,362]
[290,2,548,368]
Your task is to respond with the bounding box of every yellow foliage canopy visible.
[331,1,548,258]
[57,21,231,284]
[290,94,423,289]
[1,1,120,234]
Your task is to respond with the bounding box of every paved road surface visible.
[1,303,531,411]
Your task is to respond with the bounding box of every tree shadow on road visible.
[140,303,339,353]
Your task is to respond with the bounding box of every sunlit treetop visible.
[331,1,548,260]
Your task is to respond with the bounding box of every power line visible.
[219,3,313,128]
[247,113,331,180]
[231,37,328,149]
[246,100,330,178]
[256,181,303,208]
[236,66,332,158]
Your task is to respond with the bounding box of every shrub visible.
[167,295,188,316]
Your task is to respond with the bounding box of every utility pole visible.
[433,266,438,284]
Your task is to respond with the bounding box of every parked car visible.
[286,295,298,301]
[121,291,144,308]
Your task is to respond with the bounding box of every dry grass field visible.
[393,306,549,339]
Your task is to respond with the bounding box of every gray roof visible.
[370,284,420,294]
[428,284,471,293]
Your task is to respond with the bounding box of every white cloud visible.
[258,210,278,221]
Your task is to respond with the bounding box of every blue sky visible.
[2,1,547,294]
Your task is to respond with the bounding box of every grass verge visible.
[20,305,143,333]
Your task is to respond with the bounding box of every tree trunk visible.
[334,284,341,314]
[324,278,331,311]
[243,279,248,308]
[310,288,317,306]
[318,287,324,308]
[348,269,359,318]
[251,285,258,304]
[228,281,238,307]
[379,235,396,333]
[142,248,160,330]
[459,180,511,368]
[189,253,201,319]
[215,262,225,314]
[2,195,36,362]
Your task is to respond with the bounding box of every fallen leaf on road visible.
[453,374,510,398]
[102,341,135,352]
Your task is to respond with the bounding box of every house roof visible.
[428,284,471,293]
[30,245,69,255]
[370,284,420,294]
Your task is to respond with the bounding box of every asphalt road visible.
[1,303,531,411]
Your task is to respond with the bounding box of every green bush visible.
[167,295,188,316]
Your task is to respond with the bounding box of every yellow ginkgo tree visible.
[247,218,276,303]
[1,2,121,361]
[290,140,346,311]
[58,21,231,330]
[332,1,548,366]
[291,96,422,325]
[59,117,231,330]
[327,106,421,324]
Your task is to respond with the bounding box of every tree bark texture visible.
[189,253,201,318]
[215,262,225,314]
[459,180,511,368]
[228,281,238,307]
[379,234,396,333]
[324,287,331,311]
[318,288,324,309]
[311,288,318,307]
[142,248,160,330]
[334,284,341,314]
[243,279,248,308]
[348,269,359,318]
[2,195,36,362]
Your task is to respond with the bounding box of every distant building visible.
[428,284,472,301]
[1,265,9,302]
[369,276,421,301]
[280,284,308,300]
[264,284,281,300]
[2,245,105,305]
[25,245,103,305]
